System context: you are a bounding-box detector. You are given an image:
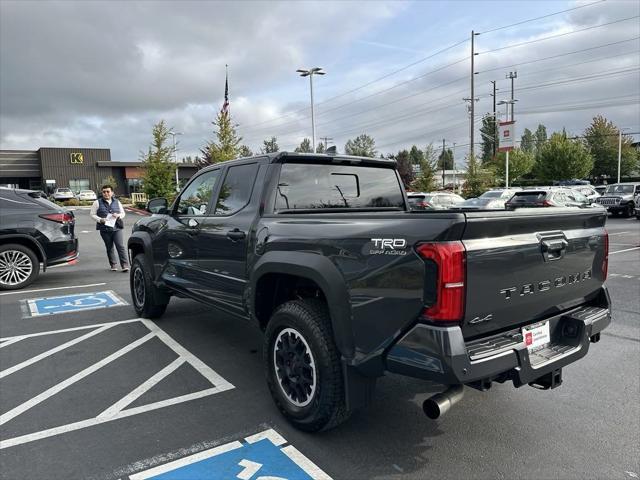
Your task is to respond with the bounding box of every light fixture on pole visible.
[497,100,517,188]
[617,127,631,184]
[168,130,183,191]
[297,67,325,152]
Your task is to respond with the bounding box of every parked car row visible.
[50,188,97,201]
[409,182,639,217]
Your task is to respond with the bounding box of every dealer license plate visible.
[522,321,551,352]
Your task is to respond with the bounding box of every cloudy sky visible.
[1,0,638,162]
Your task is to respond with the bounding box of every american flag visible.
[221,68,229,115]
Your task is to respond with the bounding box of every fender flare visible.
[251,251,355,360]
[127,231,156,279]
[0,234,48,271]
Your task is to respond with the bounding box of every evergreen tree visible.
[411,143,437,192]
[437,148,454,170]
[238,145,253,158]
[408,145,425,165]
[462,154,495,198]
[479,113,498,163]
[261,136,279,153]
[520,128,534,153]
[141,120,176,199]
[535,132,594,182]
[345,133,376,157]
[316,142,326,153]
[393,149,414,189]
[584,115,638,179]
[534,124,548,153]
[294,138,313,153]
[200,110,242,168]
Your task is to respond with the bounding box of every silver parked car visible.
[51,188,75,201]
[408,192,465,210]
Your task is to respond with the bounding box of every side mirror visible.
[147,197,169,214]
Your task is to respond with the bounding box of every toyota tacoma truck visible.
[128,152,611,432]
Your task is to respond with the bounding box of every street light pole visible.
[297,67,326,151]
[617,127,631,183]
[168,131,182,191]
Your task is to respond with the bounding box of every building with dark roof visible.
[0,147,197,195]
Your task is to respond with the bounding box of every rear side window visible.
[275,163,404,211]
[215,163,259,215]
[510,192,546,203]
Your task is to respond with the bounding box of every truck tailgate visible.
[461,208,607,339]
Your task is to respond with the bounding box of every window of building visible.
[69,179,90,194]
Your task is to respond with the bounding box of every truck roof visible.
[200,152,397,171]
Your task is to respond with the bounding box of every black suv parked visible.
[129,153,610,432]
[0,188,78,290]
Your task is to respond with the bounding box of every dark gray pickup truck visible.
[128,152,611,432]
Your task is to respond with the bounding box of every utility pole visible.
[442,138,446,188]
[452,142,457,193]
[168,131,182,191]
[490,80,497,159]
[507,71,517,121]
[320,136,333,151]
[470,30,476,159]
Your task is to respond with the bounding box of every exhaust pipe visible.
[422,385,464,420]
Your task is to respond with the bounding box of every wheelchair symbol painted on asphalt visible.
[129,429,332,480]
[26,291,127,317]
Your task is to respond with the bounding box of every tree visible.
[238,145,253,158]
[411,143,437,192]
[462,154,495,198]
[408,145,425,165]
[261,136,279,153]
[344,133,376,157]
[534,124,547,153]
[141,120,176,200]
[534,132,594,182]
[520,128,534,153]
[101,175,118,191]
[294,138,313,153]
[480,114,498,163]
[437,147,454,170]
[316,142,326,153]
[493,148,536,184]
[393,149,414,189]
[200,110,242,168]
[584,115,638,179]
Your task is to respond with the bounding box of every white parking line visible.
[610,247,640,255]
[0,283,106,296]
[0,319,235,449]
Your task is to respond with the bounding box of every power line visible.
[475,37,640,75]
[477,16,640,55]
[477,0,606,35]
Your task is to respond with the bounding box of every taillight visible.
[39,212,74,224]
[416,241,466,322]
[602,230,609,280]
[418,202,432,208]
[542,200,553,207]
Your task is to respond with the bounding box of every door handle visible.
[227,228,246,241]
[541,238,568,261]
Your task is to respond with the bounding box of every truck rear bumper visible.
[385,292,610,388]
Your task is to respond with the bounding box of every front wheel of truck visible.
[264,299,350,432]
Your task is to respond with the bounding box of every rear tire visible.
[130,255,169,318]
[0,244,39,290]
[264,299,350,432]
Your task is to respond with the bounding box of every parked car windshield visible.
[57,188,71,193]
[480,191,503,198]
[605,185,634,194]
[275,163,404,211]
[509,191,546,203]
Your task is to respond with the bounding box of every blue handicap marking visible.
[131,429,331,480]
[27,291,127,316]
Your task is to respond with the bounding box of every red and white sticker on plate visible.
[522,321,551,351]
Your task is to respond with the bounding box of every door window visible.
[175,170,220,216]
[214,163,259,215]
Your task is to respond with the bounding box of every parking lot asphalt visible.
[0,209,638,480]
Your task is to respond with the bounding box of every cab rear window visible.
[275,163,404,211]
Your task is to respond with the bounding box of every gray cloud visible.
[1,0,638,162]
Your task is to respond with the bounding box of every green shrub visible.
[134,201,147,210]
[63,198,80,207]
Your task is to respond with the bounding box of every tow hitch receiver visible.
[529,368,563,390]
